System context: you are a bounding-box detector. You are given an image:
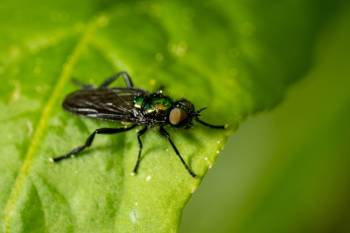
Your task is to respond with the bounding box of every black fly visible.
[51,71,225,177]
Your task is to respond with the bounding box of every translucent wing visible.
[62,88,148,122]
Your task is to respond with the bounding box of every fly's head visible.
[168,99,225,129]
[168,99,196,128]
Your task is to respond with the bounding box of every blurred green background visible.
[181,5,350,233]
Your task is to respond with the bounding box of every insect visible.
[51,71,225,177]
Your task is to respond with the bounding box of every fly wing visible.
[62,88,148,122]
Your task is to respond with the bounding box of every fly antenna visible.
[195,107,207,116]
[195,116,226,129]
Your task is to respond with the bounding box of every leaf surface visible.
[0,0,339,232]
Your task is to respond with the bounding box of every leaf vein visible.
[2,15,108,233]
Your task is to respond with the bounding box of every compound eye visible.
[169,108,188,125]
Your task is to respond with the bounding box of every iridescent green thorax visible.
[144,96,173,114]
[133,96,145,109]
[133,95,173,115]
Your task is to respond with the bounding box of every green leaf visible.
[0,0,340,232]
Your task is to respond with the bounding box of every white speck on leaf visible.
[146,175,152,182]
[129,209,138,224]
[169,41,188,57]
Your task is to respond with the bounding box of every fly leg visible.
[99,71,134,88]
[159,127,197,178]
[132,126,148,174]
[51,125,136,162]
[71,79,94,90]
